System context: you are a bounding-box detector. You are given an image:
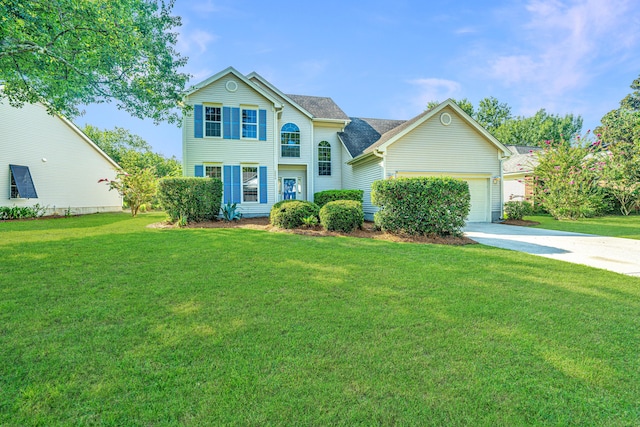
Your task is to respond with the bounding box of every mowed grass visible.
[528,214,640,240]
[1,213,640,426]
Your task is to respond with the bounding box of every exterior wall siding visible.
[384,106,503,218]
[184,74,277,216]
[0,102,122,215]
[312,124,343,196]
[348,156,384,217]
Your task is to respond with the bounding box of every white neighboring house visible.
[503,145,541,202]
[183,66,511,222]
[1,100,123,215]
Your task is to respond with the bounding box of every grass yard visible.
[527,214,640,240]
[2,212,640,425]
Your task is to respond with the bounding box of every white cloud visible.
[489,0,639,97]
[177,29,219,55]
[406,78,462,110]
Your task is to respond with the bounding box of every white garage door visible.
[395,173,490,222]
[464,178,490,222]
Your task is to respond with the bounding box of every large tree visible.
[0,0,189,124]
[83,125,181,177]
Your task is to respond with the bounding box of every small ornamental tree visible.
[533,133,607,220]
[100,167,157,216]
[602,140,640,215]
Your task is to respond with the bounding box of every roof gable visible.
[286,94,349,121]
[184,66,281,106]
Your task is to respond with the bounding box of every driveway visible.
[464,223,640,277]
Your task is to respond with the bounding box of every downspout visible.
[274,105,283,203]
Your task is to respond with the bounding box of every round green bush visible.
[319,200,364,232]
[269,200,320,229]
[504,200,533,220]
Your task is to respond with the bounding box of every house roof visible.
[339,117,406,158]
[503,145,541,174]
[286,94,349,121]
[345,100,511,164]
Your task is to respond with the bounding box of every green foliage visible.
[493,109,583,147]
[0,204,46,220]
[371,177,470,237]
[157,177,222,223]
[534,133,607,220]
[102,168,157,217]
[319,200,364,232]
[601,141,640,215]
[427,98,474,117]
[475,96,512,132]
[301,215,319,228]
[504,201,533,220]
[313,189,364,208]
[269,200,320,229]
[83,125,182,177]
[0,0,189,124]
[221,202,243,222]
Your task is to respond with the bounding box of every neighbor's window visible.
[318,141,331,176]
[205,106,221,137]
[205,165,222,179]
[281,123,300,157]
[242,109,257,138]
[242,166,258,202]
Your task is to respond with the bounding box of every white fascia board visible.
[246,71,313,119]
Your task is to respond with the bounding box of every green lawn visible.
[2,212,640,425]
[527,214,640,239]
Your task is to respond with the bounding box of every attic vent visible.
[440,112,452,126]
[226,80,238,92]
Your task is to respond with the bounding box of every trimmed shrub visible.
[504,201,533,220]
[371,177,470,237]
[314,189,364,208]
[270,200,320,229]
[158,177,222,223]
[319,200,364,232]
[0,204,46,220]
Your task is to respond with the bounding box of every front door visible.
[283,178,297,200]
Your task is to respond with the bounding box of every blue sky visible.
[77,0,640,160]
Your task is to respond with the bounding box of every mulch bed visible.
[149,217,477,246]
[500,219,541,227]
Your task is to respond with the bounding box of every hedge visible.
[314,189,364,208]
[371,177,470,237]
[157,177,222,223]
[319,200,364,232]
[270,200,320,229]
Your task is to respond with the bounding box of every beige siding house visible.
[1,101,122,215]
[183,66,510,222]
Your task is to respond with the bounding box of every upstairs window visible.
[281,123,300,158]
[318,141,331,176]
[205,106,221,137]
[242,109,257,139]
[9,165,38,199]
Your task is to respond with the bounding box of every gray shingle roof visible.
[286,94,349,120]
[503,146,541,174]
[339,117,406,158]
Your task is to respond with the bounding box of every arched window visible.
[318,141,331,176]
[281,123,300,157]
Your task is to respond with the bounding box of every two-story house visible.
[183,66,510,222]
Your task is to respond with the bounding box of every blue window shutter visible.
[223,107,231,139]
[194,105,203,138]
[223,165,232,203]
[259,109,267,141]
[232,165,241,203]
[259,166,267,203]
[194,165,204,177]
[231,108,240,140]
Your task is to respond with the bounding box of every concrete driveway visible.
[464,223,640,277]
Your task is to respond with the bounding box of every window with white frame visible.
[242,109,257,138]
[281,123,300,157]
[242,166,258,202]
[318,141,331,176]
[205,165,222,179]
[205,106,221,137]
